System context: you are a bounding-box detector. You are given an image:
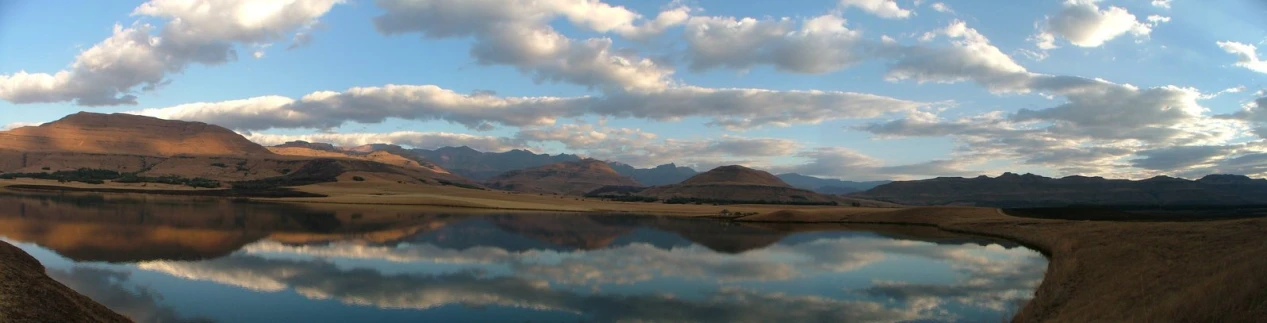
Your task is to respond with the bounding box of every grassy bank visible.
[736,207,1267,322]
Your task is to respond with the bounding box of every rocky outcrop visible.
[486,159,641,195]
[609,162,699,186]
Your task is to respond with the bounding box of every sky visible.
[1,0,1266,181]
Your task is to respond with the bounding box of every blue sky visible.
[1,0,1266,180]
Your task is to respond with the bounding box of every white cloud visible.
[131,84,925,132]
[929,2,954,14]
[683,14,864,73]
[244,131,523,152]
[0,0,343,106]
[0,122,37,131]
[1217,41,1267,74]
[837,0,913,19]
[771,147,980,180]
[1151,0,1172,9]
[1146,15,1170,26]
[882,20,1032,93]
[1034,0,1153,49]
[373,0,688,92]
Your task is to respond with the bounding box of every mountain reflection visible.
[0,191,1047,322]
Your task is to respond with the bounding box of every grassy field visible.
[738,207,1267,322]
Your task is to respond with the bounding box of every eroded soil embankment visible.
[738,207,1267,322]
[0,241,131,322]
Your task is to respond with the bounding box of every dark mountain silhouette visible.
[776,173,891,194]
[407,146,582,180]
[274,140,338,152]
[853,172,1267,207]
[485,159,642,195]
[609,162,699,186]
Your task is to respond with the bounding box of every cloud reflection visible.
[137,254,934,322]
[46,266,213,323]
[141,233,1044,321]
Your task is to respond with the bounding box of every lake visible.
[0,191,1047,322]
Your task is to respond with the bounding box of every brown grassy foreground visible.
[739,207,1267,322]
[0,242,131,323]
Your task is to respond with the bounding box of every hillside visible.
[637,165,837,205]
[0,112,272,157]
[269,142,455,177]
[408,146,582,180]
[485,159,641,195]
[0,113,479,189]
[853,172,1267,207]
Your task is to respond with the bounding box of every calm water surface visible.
[0,191,1047,322]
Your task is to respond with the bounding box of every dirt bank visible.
[0,241,131,322]
[737,207,1267,322]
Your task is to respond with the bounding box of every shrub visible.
[438,179,484,190]
[210,163,228,168]
[352,176,366,182]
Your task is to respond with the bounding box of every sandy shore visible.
[739,207,1267,322]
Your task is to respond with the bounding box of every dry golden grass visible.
[278,181,861,215]
[0,242,131,323]
[738,207,1267,322]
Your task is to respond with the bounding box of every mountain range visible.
[0,113,475,190]
[853,172,1267,207]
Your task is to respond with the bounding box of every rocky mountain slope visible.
[408,146,582,180]
[485,159,641,195]
[0,112,271,156]
[609,162,699,186]
[0,113,477,188]
[638,165,837,205]
[853,172,1267,207]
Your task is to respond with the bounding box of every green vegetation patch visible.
[0,168,219,188]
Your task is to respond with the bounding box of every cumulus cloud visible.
[1217,41,1267,74]
[1130,145,1231,171]
[1032,0,1154,49]
[244,131,523,152]
[0,0,343,106]
[882,20,1031,93]
[929,2,954,14]
[1151,0,1171,9]
[372,0,688,92]
[131,84,924,131]
[771,147,980,180]
[837,0,912,19]
[683,14,865,73]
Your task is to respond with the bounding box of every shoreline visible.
[738,207,1267,322]
[0,241,131,323]
[2,184,1265,321]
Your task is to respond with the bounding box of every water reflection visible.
[0,190,1047,322]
